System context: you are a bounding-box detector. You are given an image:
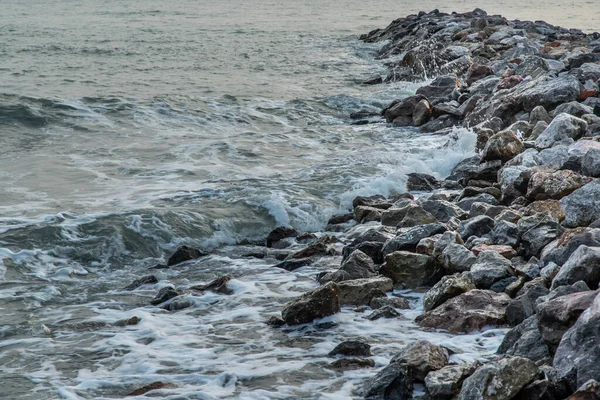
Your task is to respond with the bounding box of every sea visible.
[1,0,598,398]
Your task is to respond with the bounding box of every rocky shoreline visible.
[127,8,600,399]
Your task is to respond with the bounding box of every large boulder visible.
[382,223,447,256]
[337,277,393,306]
[319,249,376,283]
[458,215,495,241]
[281,282,340,325]
[384,94,427,122]
[421,199,467,222]
[381,200,419,226]
[561,180,600,228]
[379,251,441,289]
[526,169,591,201]
[361,363,413,399]
[551,245,600,290]
[470,250,514,289]
[538,289,599,351]
[391,340,449,381]
[458,357,539,400]
[482,130,525,162]
[554,291,600,391]
[497,315,551,362]
[423,273,476,312]
[416,289,511,333]
[425,363,480,400]
[535,113,588,149]
[442,243,477,274]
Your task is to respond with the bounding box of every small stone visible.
[368,305,401,320]
[124,275,158,291]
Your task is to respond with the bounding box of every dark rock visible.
[266,226,298,247]
[506,283,549,326]
[551,245,600,290]
[319,250,376,283]
[328,340,371,357]
[421,199,466,222]
[361,363,413,400]
[151,286,180,306]
[458,215,495,241]
[442,243,477,273]
[379,251,440,289]
[327,213,354,225]
[124,275,158,291]
[425,363,479,400]
[190,275,233,295]
[368,305,401,320]
[266,316,286,327]
[561,180,600,228]
[466,62,494,85]
[406,172,441,191]
[337,277,393,306]
[382,223,447,256]
[328,358,376,371]
[384,94,427,122]
[390,340,449,382]
[457,193,499,212]
[273,258,313,272]
[416,289,510,333]
[423,273,476,312]
[535,113,588,150]
[568,380,600,400]
[354,205,384,223]
[370,295,411,310]
[353,194,392,210]
[281,282,340,325]
[167,246,207,266]
[497,315,551,362]
[127,382,177,396]
[482,130,525,162]
[412,99,432,126]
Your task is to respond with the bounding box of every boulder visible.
[568,380,600,400]
[167,246,207,266]
[354,205,383,223]
[384,94,427,122]
[535,113,588,149]
[457,194,499,212]
[458,215,495,241]
[412,99,432,126]
[442,243,477,274]
[336,277,393,306]
[470,250,514,289]
[529,105,552,125]
[328,340,371,357]
[328,358,375,371]
[519,214,563,258]
[425,363,480,400]
[381,200,419,226]
[319,250,376,283]
[423,273,476,312]
[538,289,599,350]
[281,282,340,325]
[490,220,519,247]
[406,172,441,191]
[526,170,591,201]
[266,226,298,247]
[151,286,180,305]
[416,289,511,333]
[382,223,447,256]
[368,305,402,320]
[124,275,158,291]
[361,363,413,399]
[397,207,438,228]
[523,199,565,221]
[561,180,600,228]
[482,130,525,162]
[582,148,600,178]
[497,315,551,362]
[554,292,600,391]
[458,357,538,400]
[541,228,600,267]
[353,194,393,210]
[390,340,449,381]
[551,245,600,290]
[369,295,410,310]
[506,282,549,326]
[379,251,441,289]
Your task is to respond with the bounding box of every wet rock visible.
[266,226,298,247]
[337,276,393,306]
[470,250,513,289]
[151,286,180,306]
[167,246,207,266]
[382,223,447,256]
[190,275,233,295]
[162,296,195,311]
[425,363,480,400]
[361,363,413,400]
[281,282,340,325]
[379,251,440,289]
[266,316,286,327]
[416,75,457,102]
[369,295,411,310]
[355,205,384,223]
[390,340,449,382]
[328,340,371,357]
[421,199,466,222]
[535,113,588,150]
[406,172,440,191]
[449,158,502,186]
[458,357,538,400]
[384,94,427,122]
[466,62,494,85]
[124,275,158,290]
[514,379,559,400]
[127,382,177,396]
[498,165,531,202]
[561,180,600,228]
[538,289,599,350]
[114,316,142,327]
[412,99,432,126]
[526,170,592,201]
[554,292,600,391]
[397,207,438,228]
[291,235,336,259]
[416,289,510,333]
[381,199,419,226]
[368,305,401,320]
[319,250,376,283]
[273,258,314,272]
[327,212,354,225]
[328,358,376,371]
[497,315,551,362]
[482,130,525,162]
[353,194,393,210]
[457,194,499,212]
[423,273,476,312]
[551,245,600,290]
[458,215,495,241]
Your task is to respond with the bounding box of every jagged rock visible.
[361,363,413,399]
[449,157,502,186]
[433,231,464,262]
[482,130,525,162]
[442,243,477,274]
[124,275,158,290]
[535,113,588,149]
[523,199,566,221]
[527,170,592,201]
[458,215,495,241]
[490,220,519,247]
[390,340,449,382]
[266,226,298,247]
[151,286,180,306]
[529,105,552,125]
[520,214,563,258]
[328,358,376,371]
[582,148,600,177]
[561,180,600,228]
[457,193,499,212]
[353,194,393,209]
[568,380,600,400]
[551,245,600,290]
[537,281,591,305]
[381,199,419,226]
[529,120,548,140]
[412,99,432,126]
[470,250,513,289]
[190,276,232,295]
[425,363,480,400]
[379,251,440,289]
[162,296,194,311]
[538,289,599,350]
[319,250,376,283]
[291,235,336,259]
[167,246,207,266]
[541,228,600,267]
[273,258,313,272]
[458,357,538,400]
[514,379,559,400]
[368,305,401,320]
[416,289,510,333]
[328,340,371,357]
[384,94,427,122]
[416,76,457,102]
[554,292,600,391]
[498,165,531,202]
[466,63,494,85]
[281,282,340,325]
[354,205,383,223]
[406,172,440,191]
[397,207,438,228]
[127,382,178,396]
[472,244,517,260]
[337,277,393,306]
[382,223,447,256]
[423,273,476,312]
[554,101,594,118]
[497,315,551,362]
[369,295,410,310]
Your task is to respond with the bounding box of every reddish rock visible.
[472,244,517,259]
[497,75,524,90]
[579,88,599,101]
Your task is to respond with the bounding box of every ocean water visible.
[0,1,597,399]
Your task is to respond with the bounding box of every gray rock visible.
[382,223,447,256]
[361,363,413,399]
[442,243,477,274]
[368,305,401,320]
[151,286,180,305]
[416,289,510,333]
[328,340,371,357]
[379,251,441,289]
[328,358,375,371]
[529,105,551,125]
[457,194,499,212]
[337,277,393,306]
[423,273,476,312]
[529,120,548,140]
[281,282,340,325]
[551,245,600,290]
[519,214,563,258]
[470,250,513,289]
[541,228,600,270]
[553,101,594,118]
[266,226,298,247]
[535,113,588,150]
[381,201,419,227]
[482,130,525,162]
[369,295,410,310]
[319,250,376,283]
[425,363,480,400]
[458,215,495,241]
[498,166,531,202]
[397,207,438,228]
[390,340,449,382]
[458,357,538,400]
[497,315,551,362]
[433,231,464,263]
[384,94,427,122]
[354,205,383,223]
[421,199,466,222]
[506,282,549,326]
[582,148,600,178]
[490,220,519,247]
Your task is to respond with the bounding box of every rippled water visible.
[1,0,598,399]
